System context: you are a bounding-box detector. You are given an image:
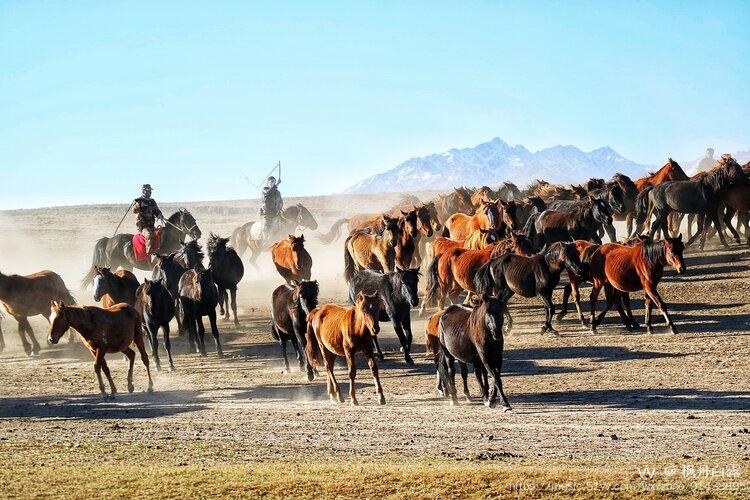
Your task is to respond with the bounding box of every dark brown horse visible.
[474,241,584,334]
[436,294,510,409]
[135,278,176,372]
[306,292,385,405]
[92,267,139,308]
[178,268,223,357]
[0,270,76,355]
[48,301,153,398]
[207,234,245,325]
[532,199,612,247]
[589,236,686,334]
[271,280,319,377]
[271,235,313,284]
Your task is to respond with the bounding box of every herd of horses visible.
[0,156,748,405]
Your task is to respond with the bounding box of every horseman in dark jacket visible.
[133,184,164,257]
[260,176,284,239]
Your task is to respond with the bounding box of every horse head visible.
[545,241,583,277]
[395,266,421,307]
[590,198,613,225]
[664,235,686,274]
[294,279,319,315]
[470,293,506,341]
[499,200,517,231]
[381,214,400,247]
[294,204,319,230]
[48,300,69,344]
[175,208,202,240]
[414,205,434,237]
[479,199,502,230]
[355,291,382,336]
[92,266,113,302]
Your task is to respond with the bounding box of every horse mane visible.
[641,239,666,266]
[610,173,639,199]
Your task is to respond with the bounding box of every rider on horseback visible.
[133,184,164,259]
[259,176,284,243]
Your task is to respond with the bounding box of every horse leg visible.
[723,207,741,245]
[133,332,154,392]
[146,321,161,372]
[474,364,489,404]
[15,317,32,356]
[458,362,471,402]
[230,287,240,326]
[20,318,41,355]
[208,310,224,358]
[626,213,633,239]
[280,337,291,374]
[289,333,305,373]
[392,319,413,365]
[344,348,358,406]
[709,210,730,249]
[323,349,343,403]
[538,291,557,335]
[589,283,602,333]
[604,223,616,243]
[558,283,572,320]
[162,323,175,372]
[402,316,414,356]
[123,347,136,393]
[99,355,118,397]
[0,318,4,352]
[687,213,694,240]
[481,353,511,411]
[644,284,677,335]
[443,348,459,406]
[686,214,705,247]
[371,335,384,360]
[365,343,386,405]
[218,287,227,318]
[93,349,108,397]
[621,293,640,329]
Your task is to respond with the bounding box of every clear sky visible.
[1,1,748,209]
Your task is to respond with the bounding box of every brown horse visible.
[427,228,499,262]
[589,236,686,334]
[444,199,513,240]
[530,180,587,203]
[271,234,313,284]
[0,270,76,356]
[634,158,690,191]
[305,291,385,405]
[394,213,420,269]
[433,188,475,224]
[92,267,140,308]
[48,301,153,398]
[343,216,400,282]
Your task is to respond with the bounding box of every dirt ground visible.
[0,196,749,497]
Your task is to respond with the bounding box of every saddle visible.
[132,228,163,262]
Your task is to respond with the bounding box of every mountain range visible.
[344,138,651,194]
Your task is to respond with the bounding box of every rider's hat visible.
[267,176,276,182]
[141,184,153,190]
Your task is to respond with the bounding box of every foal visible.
[306,292,385,405]
[135,278,176,372]
[437,295,510,409]
[178,268,223,357]
[48,301,153,398]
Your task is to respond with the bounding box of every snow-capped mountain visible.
[344,137,651,194]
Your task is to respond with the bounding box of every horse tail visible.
[633,186,654,233]
[317,218,349,244]
[305,311,322,369]
[424,256,441,307]
[434,346,452,395]
[474,258,496,295]
[343,236,357,283]
[81,237,109,289]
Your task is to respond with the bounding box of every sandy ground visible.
[0,195,749,496]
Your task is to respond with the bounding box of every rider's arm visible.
[153,201,163,218]
[133,199,140,213]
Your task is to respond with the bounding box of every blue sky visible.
[1,1,748,209]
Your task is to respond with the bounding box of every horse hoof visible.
[464,395,472,403]
[502,406,512,413]
[548,329,560,337]
[168,365,175,373]
[350,399,359,406]
[669,328,678,335]
[485,399,495,409]
[337,395,345,404]
[450,399,459,407]
[31,345,41,356]
[405,356,414,366]
[378,395,386,405]
[647,328,654,335]
[23,345,32,357]
[154,364,162,372]
[147,385,154,394]
[128,384,135,393]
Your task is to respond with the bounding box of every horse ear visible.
[355,291,365,303]
[143,278,150,284]
[677,233,683,241]
[51,300,58,309]
[401,210,408,215]
[287,234,295,242]
[299,234,305,242]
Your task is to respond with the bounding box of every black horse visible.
[639,162,750,249]
[348,267,420,365]
[475,241,583,334]
[270,280,319,378]
[207,234,244,326]
[174,240,205,270]
[135,278,176,372]
[81,209,201,288]
[436,295,510,410]
[532,199,612,248]
[178,268,223,357]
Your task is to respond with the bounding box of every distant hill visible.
[344,137,651,194]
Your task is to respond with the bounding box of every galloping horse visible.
[271,234,313,284]
[49,301,153,398]
[230,204,318,268]
[207,234,244,325]
[82,209,201,288]
[271,280,319,377]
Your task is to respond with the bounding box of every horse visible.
[343,215,400,282]
[173,240,205,270]
[630,158,690,236]
[48,301,153,398]
[135,278,176,372]
[609,173,640,237]
[474,241,583,334]
[305,291,385,405]
[444,199,514,240]
[496,181,522,202]
[436,294,510,409]
[230,204,318,268]
[588,236,686,334]
[0,270,76,356]
[207,234,244,325]
[638,162,749,249]
[348,267,420,365]
[394,213,420,269]
[151,253,188,336]
[82,209,201,288]
[271,234,313,285]
[532,199,612,247]
[387,204,435,267]
[92,267,139,308]
[271,280,319,377]
[178,267,223,357]
[585,183,626,241]
[514,196,547,229]
[530,181,587,203]
[432,188,476,224]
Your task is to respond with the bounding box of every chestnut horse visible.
[343,216,400,282]
[48,301,153,398]
[589,236,686,334]
[306,291,385,405]
[0,270,76,356]
[92,267,139,308]
[271,234,313,284]
[436,294,511,409]
[444,199,514,240]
